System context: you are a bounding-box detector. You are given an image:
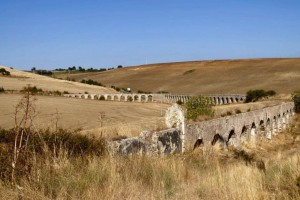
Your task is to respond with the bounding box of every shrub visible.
[183,69,196,75]
[293,90,300,113]
[20,85,43,94]
[245,89,276,103]
[226,111,232,116]
[235,109,242,114]
[127,96,133,102]
[184,95,214,120]
[0,68,10,76]
[0,87,4,93]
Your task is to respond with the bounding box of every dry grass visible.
[0,94,169,137]
[54,58,300,95]
[0,116,299,199]
[0,66,116,94]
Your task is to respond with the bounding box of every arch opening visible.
[99,95,105,100]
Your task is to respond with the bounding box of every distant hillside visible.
[54,58,300,95]
[0,66,116,94]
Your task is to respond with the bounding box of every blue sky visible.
[0,0,300,70]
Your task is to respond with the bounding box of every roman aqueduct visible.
[64,93,246,105]
[64,93,295,155]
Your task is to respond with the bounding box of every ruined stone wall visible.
[185,102,294,150]
[108,128,182,156]
[108,102,294,155]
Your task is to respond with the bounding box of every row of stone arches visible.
[70,94,154,102]
[193,107,294,150]
[164,95,246,105]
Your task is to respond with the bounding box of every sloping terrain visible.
[54,58,300,95]
[0,94,169,137]
[0,66,116,94]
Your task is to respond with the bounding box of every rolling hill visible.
[54,58,300,95]
[0,66,116,94]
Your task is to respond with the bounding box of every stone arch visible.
[127,95,133,102]
[266,118,272,139]
[230,97,234,103]
[226,97,231,104]
[120,95,126,101]
[107,95,112,101]
[193,139,203,150]
[222,97,226,104]
[88,95,92,99]
[134,95,139,101]
[277,114,282,132]
[282,112,287,129]
[235,97,239,103]
[75,95,79,98]
[250,122,256,141]
[272,116,277,134]
[258,120,265,139]
[141,95,147,102]
[93,95,99,100]
[148,95,153,102]
[211,134,226,149]
[114,95,119,101]
[219,97,223,104]
[81,95,85,99]
[227,129,236,146]
[99,95,105,101]
[241,125,249,143]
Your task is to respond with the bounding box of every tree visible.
[184,95,214,120]
[31,67,36,71]
[117,65,123,68]
[0,68,10,76]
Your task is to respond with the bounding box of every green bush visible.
[184,95,214,120]
[293,90,300,113]
[0,68,10,76]
[245,89,276,103]
[20,85,43,94]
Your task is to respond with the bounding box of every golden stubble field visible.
[0,94,170,138]
[55,58,300,95]
[0,66,116,94]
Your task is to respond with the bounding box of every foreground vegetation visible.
[0,115,299,199]
[0,86,299,199]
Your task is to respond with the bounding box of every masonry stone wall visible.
[185,102,294,150]
[64,93,246,105]
[108,128,182,155]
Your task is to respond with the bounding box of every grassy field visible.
[0,93,284,138]
[0,94,170,138]
[0,66,116,94]
[0,115,299,199]
[54,58,300,95]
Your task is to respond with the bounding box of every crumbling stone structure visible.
[108,102,294,155]
[185,102,294,150]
